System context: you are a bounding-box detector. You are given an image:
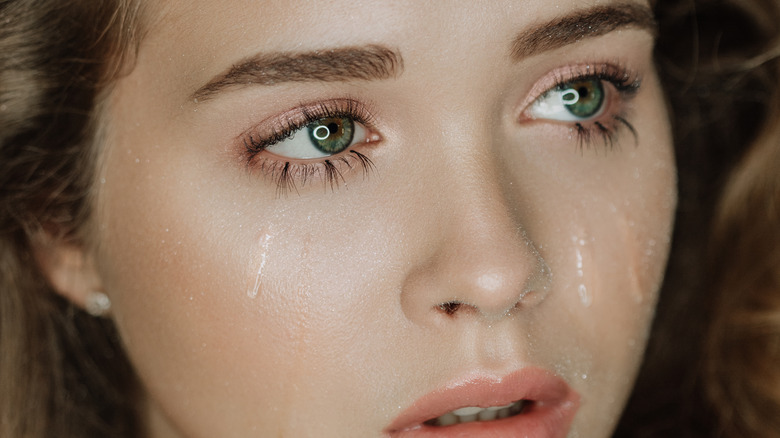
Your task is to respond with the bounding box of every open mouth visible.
[385,368,579,438]
[423,400,528,426]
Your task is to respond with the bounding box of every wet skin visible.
[69,0,676,436]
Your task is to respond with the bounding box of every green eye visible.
[559,79,605,118]
[527,77,609,122]
[307,117,355,154]
[266,114,367,160]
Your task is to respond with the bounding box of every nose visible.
[400,164,551,325]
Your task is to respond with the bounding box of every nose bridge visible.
[446,166,547,309]
[400,121,550,324]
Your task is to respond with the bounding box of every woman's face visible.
[94,0,675,436]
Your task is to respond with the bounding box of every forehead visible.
[131,0,651,107]
[143,0,557,44]
[143,0,649,49]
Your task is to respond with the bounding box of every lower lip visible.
[385,368,579,438]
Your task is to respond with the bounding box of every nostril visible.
[438,301,462,316]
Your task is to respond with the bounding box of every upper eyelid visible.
[236,64,641,152]
[517,63,642,114]
[238,98,377,150]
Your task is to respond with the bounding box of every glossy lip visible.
[384,367,580,438]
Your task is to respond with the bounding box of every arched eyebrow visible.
[511,2,657,60]
[192,45,402,101]
[190,2,656,102]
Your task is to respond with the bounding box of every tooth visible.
[437,412,458,427]
[451,406,483,416]
[459,413,479,422]
[429,401,528,427]
[496,407,511,419]
[478,409,498,421]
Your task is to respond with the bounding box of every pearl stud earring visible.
[85,292,111,317]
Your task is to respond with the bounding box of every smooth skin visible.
[43,0,676,436]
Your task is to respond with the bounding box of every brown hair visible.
[704,63,780,437]
[0,1,142,436]
[617,0,780,436]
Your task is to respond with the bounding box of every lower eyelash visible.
[533,62,642,153]
[253,150,375,197]
[572,114,638,152]
[239,98,379,195]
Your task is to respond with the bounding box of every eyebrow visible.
[191,2,655,101]
[192,45,402,101]
[511,2,657,60]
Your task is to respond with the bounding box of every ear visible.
[32,232,105,313]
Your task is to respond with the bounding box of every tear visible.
[248,233,273,299]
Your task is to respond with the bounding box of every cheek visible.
[500,97,676,427]
[92,143,288,432]
[570,182,675,429]
[93,144,405,434]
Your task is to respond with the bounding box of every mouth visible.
[384,368,579,438]
[423,400,528,426]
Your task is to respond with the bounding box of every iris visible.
[307,117,355,154]
[559,79,604,118]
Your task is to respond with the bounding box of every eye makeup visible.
[521,62,643,151]
[239,98,380,195]
[236,61,645,195]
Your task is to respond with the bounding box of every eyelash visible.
[240,64,642,195]
[528,63,641,151]
[241,98,378,196]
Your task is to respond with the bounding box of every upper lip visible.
[384,367,580,436]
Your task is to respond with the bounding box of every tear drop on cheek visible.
[572,236,593,308]
[247,233,273,299]
[578,284,592,307]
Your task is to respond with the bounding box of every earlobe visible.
[32,233,107,314]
